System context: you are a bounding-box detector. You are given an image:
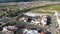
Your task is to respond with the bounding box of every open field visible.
[43,5,60,11]
[35,11,55,15]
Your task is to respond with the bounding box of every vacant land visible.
[35,11,55,14]
[43,5,60,11]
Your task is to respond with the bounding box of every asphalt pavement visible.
[47,15,59,34]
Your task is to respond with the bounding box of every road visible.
[47,16,59,34]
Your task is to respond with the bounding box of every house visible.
[2,25,18,34]
[23,28,39,34]
[23,27,46,34]
[22,12,50,27]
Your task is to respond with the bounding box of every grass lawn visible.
[43,5,60,11]
[36,11,55,15]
